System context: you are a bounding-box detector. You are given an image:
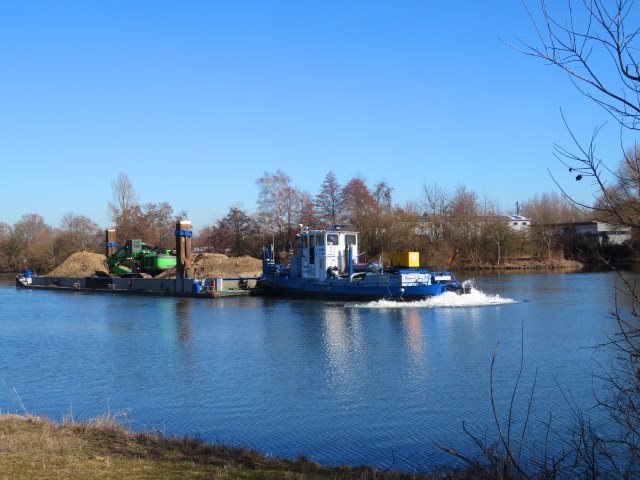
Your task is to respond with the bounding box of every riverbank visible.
[0,414,460,479]
[461,257,584,270]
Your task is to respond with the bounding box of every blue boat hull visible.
[260,273,462,301]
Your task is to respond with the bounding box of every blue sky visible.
[0,1,620,231]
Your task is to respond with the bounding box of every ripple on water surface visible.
[0,273,621,472]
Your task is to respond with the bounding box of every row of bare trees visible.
[0,166,625,274]
[0,213,101,273]
[0,173,188,273]
[198,169,591,268]
[3,157,632,275]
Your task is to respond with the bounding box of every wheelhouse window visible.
[345,234,357,246]
[302,236,308,249]
[315,235,325,246]
[327,234,338,245]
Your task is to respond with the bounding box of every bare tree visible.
[256,170,301,253]
[373,180,393,215]
[9,214,54,272]
[108,172,140,240]
[342,177,380,255]
[342,177,377,225]
[299,191,319,229]
[59,212,100,253]
[207,205,256,256]
[521,192,577,260]
[315,171,344,227]
[589,145,640,228]
[141,202,186,247]
[384,203,425,258]
[516,1,640,225]
[110,172,137,216]
[518,1,640,475]
[518,1,640,130]
[421,183,450,249]
[448,185,480,266]
[0,221,12,271]
[476,198,512,266]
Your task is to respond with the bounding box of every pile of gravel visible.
[157,253,262,279]
[48,252,110,277]
[47,251,262,279]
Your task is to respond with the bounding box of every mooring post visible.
[105,229,117,257]
[175,220,192,292]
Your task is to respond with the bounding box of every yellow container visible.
[388,252,420,268]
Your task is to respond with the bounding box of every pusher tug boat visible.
[260,225,469,301]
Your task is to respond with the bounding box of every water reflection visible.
[403,308,424,358]
[175,299,193,345]
[321,306,365,389]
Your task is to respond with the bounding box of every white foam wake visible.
[351,288,519,309]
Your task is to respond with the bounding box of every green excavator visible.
[107,239,177,277]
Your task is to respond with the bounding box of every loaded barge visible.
[15,271,259,298]
[15,220,260,299]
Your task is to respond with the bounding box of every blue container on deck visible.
[192,281,202,293]
[24,269,33,278]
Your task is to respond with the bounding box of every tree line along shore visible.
[1,170,631,276]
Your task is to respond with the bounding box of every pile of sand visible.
[47,251,262,279]
[48,251,111,277]
[157,253,263,279]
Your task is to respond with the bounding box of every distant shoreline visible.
[460,258,584,271]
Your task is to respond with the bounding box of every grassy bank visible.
[0,414,450,479]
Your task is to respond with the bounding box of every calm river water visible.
[0,271,626,472]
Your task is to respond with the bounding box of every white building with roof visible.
[504,215,531,232]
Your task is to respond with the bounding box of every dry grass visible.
[0,413,435,479]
